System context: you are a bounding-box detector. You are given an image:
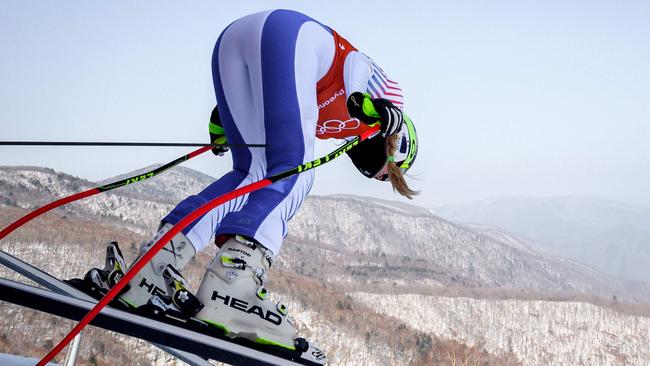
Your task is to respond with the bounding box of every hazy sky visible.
[1,1,649,207]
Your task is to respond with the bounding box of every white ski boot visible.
[82,241,128,297]
[195,236,298,350]
[118,223,197,310]
[146,262,204,317]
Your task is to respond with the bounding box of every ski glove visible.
[346,92,403,137]
[209,105,229,156]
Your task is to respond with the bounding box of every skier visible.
[112,9,418,352]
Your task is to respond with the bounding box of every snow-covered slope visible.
[0,165,205,233]
[288,195,650,302]
[352,292,650,366]
[2,165,649,365]
[97,165,216,204]
[2,165,647,301]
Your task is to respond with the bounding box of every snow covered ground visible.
[352,292,650,366]
[2,165,649,365]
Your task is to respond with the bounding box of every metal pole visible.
[64,333,82,366]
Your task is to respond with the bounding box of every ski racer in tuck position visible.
[91,9,419,354]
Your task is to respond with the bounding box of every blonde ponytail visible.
[386,134,418,199]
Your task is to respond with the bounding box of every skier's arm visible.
[343,52,404,138]
[345,91,402,179]
[209,105,229,156]
[342,52,404,179]
[343,51,373,96]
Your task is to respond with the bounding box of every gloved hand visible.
[209,106,229,156]
[209,129,228,156]
[346,92,403,137]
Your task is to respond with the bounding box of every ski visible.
[0,249,213,366]
[0,277,325,366]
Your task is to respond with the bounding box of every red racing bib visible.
[315,31,375,140]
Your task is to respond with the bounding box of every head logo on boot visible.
[210,291,283,326]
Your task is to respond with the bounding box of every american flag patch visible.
[365,57,404,109]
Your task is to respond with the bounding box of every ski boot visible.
[142,263,204,319]
[118,222,197,311]
[194,235,325,364]
[69,241,129,300]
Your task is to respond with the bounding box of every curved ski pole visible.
[37,126,380,366]
[0,146,212,241]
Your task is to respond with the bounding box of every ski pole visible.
[0,146,215,241]
[0,141,265,148]
[37,126,380,365]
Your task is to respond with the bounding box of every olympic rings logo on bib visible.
[317,119,361,135]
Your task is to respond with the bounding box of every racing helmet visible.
[347,114,418,181]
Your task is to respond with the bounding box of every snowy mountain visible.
[96,164,217,205]
[1,165,649,365]
[433,196,650,283]
[287,195,650,302]
[0,165,176,233]
[352,292,650,365]
[3,166,646,301]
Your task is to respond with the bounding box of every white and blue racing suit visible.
[163,9,404,255]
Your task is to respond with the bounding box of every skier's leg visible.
[118,13,269,309]
[195,10,332,348]
[119,173,264,309]
[212,11,329,255]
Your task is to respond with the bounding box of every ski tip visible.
[295,338,327,365]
